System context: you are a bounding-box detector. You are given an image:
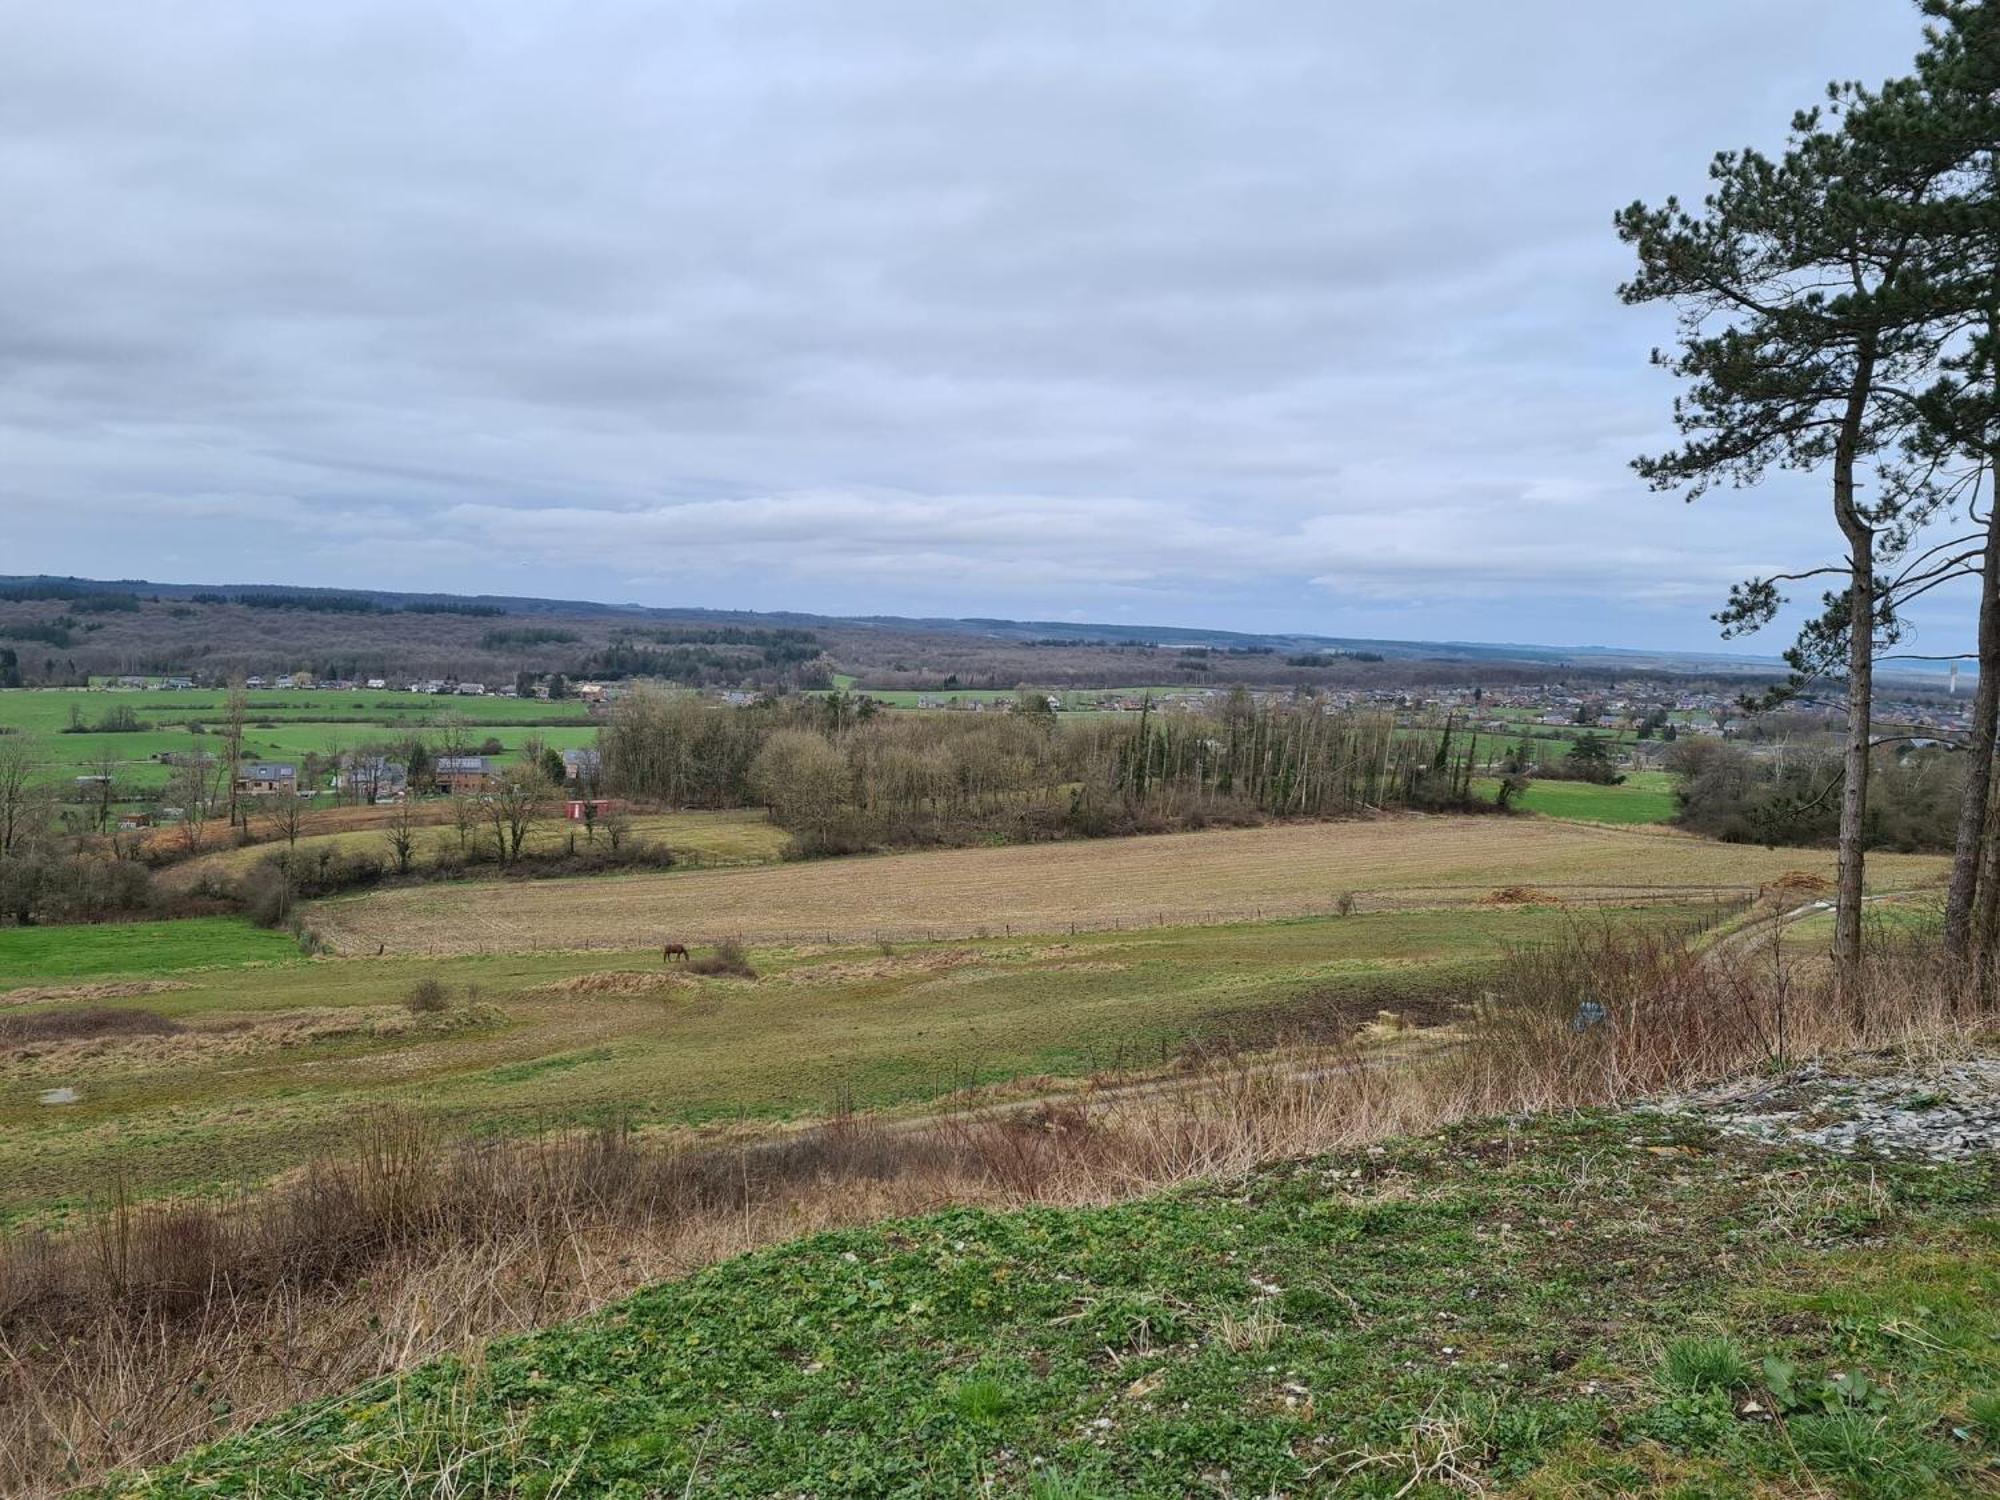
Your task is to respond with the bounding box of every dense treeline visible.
[600,687,1488,853]
[572,642,829,688]
[1666,738,1962,853]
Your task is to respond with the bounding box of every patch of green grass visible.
[0,917,301,988]
[105,1114,2000,1498]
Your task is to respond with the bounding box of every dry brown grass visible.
[0,920,1982,1497]
[0,980,193,1008]
[308,816,1949,955]
[1484,885,1562,905]
[3,1006,497,1077]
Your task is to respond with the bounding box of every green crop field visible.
[1475,769,1680,825]
[110,1111,2000,1499]
[0,904,1697,1222]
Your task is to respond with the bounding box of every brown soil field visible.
[308,815,1949,956]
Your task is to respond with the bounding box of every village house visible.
[434,755,497,795]
[236,762,298,796]
[340,754,408,802]
[561,747,602,783]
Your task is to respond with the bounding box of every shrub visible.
[404,977,451,1014]
[687,940,756,979]
[236,850,386,926]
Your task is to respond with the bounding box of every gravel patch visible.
[1646,1051,2000,1161]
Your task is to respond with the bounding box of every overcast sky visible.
[0,1,1969,653]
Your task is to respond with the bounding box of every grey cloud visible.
[0,0,1963,650]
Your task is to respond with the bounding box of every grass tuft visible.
[1659,1335,1755,1394]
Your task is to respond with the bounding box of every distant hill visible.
[0,573,1813,682]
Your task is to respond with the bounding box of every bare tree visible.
[0,738,49,856]
[601,806,632,850]
[449,790,480,858]
[383,799,418,874]
[267,790,308,849]
[166,757,218,855]
[482,766,550,866]
[222,675,248,829]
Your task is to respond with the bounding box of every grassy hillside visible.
[0,905,1654,1221]
[105,1110,1999,1498]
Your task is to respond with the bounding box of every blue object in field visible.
[1571,1001,1608,1032]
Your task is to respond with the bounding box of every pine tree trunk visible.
[1832,365,1876,1027]
[1944,495,2000,967]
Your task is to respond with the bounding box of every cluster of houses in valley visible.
[229,747,603,798]
[100,673,615,699]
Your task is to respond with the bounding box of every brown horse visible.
[663,942,690,963]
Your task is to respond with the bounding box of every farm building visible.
[236,762,298,796]
[561,748,601,783]
[563,797,620,822]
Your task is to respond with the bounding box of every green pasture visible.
[0,688,592,735]
[1475,769,1680,825]
[0,687,601,795]
[0,917,303,987]
[0,903,1698,1222]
